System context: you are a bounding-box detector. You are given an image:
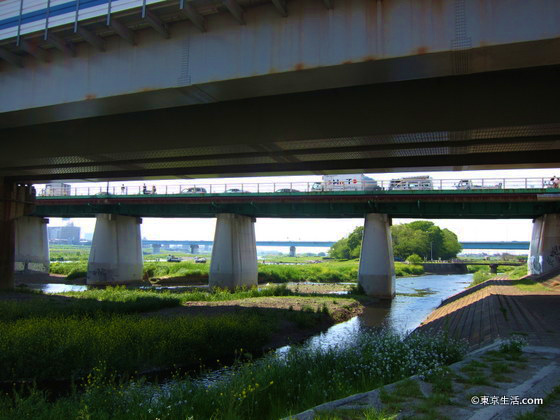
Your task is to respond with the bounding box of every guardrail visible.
[36,177,560,197]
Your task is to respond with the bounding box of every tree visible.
[329,221,462,261]
[406,254,423,264]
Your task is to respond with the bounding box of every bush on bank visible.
[0,330,466,420]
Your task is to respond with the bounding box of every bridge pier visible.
[209,213,257,290]
[15,217,49,273]
[358,213,396,299]
[0,181,35,290]
[529,214,560,276]
[190,244,199,254]
[152,244,161,254]
[289,245,296,257]
[489,264,498,274]
[87,214,143,285]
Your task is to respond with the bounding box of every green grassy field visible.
[0,285,323,382]
[48,258,425,283]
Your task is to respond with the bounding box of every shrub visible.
[406,254,423,264]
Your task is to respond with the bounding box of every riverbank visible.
[287,272,560,419]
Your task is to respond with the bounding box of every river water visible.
[282,273,473,353]
[31,274,472,345]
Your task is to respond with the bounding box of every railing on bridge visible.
[36,177,560,198]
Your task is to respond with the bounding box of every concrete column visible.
[152,244,161,254]
[209,213,257,289]
[289,245,296,257]
[0,184,15,290]
[529,214,560,276]
[15,217,49,273]
[0,181,35,290]
[87,214,143,285]
[358,213,396,299]
[190,244,199,254]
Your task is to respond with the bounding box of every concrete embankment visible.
[417,275,560,349]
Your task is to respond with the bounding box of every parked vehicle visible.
[43,183,71,196]
[311,174,381,192]
[455,179,503,190]
[194,257,207,263]
[389,176,433,190]
[275,188,300,193]
[225,188,250,193]
[181,187,207,194]
[166,255,181,262]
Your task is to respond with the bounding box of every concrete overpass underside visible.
[1,0,560,182]
[2,67,560,182]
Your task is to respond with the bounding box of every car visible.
[166,255,181,263]
[275,188,300,193]
[225,188,250,193]
[194,257,207,264]
[181,187,207,194]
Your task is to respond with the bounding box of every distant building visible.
[48,223,81,244]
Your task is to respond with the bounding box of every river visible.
[281,273,473,353]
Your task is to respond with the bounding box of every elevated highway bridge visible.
[2,0,560,293]
[33,183,560,219]
[1,0,560,182]
[139,240,531,250]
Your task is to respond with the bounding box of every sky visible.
[41,167,560,253]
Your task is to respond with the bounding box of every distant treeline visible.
[329,221,462,261]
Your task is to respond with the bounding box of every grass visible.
[0,330,466,420]
[512,277,551,292]
[48,259,425,283]
[0,311,272,381]
[0,285,295,321]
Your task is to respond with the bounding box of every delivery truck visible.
[312,174,381,192]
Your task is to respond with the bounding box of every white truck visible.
[43,183,72,196]
[312,174,381,192]
[388,176,433,190]
[455,179,503,190]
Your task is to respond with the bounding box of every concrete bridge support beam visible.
[529,214,560,276]
[289,245,296,257]
[0,181,35,290]
[87,214,143,285]
[209,213,257,289]
[15,217,49,273]
[358,213,396,299]
[190,244,199,254]
[152,243,161,254]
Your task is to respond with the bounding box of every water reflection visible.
[26,283,87,293]
[286,273,473,353]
